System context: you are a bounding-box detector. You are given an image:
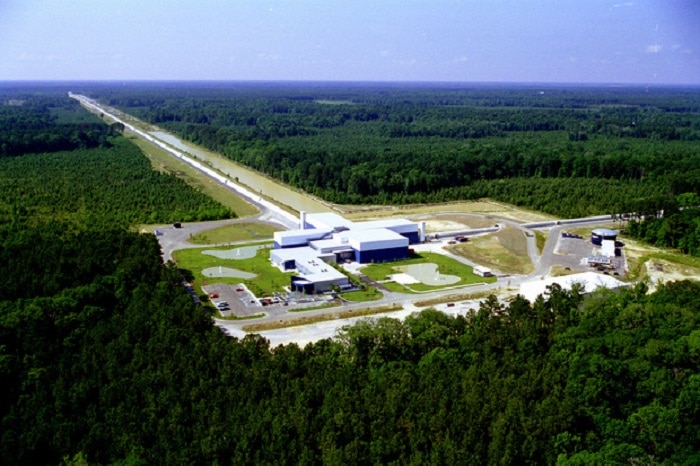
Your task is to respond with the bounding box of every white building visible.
[519,272,626,302]
[473,266,493,277]
[271,211,420,294]
[270,247,350,294]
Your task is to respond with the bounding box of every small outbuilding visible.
[473,266,493,277]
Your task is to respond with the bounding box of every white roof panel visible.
[306,212,355,231]
[519,272,626,302]
[354,218,416,230]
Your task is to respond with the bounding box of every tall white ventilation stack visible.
[300,211,307,230]
[420,222,426,243]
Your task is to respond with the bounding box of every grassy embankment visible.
[446,225,534,275]
[622,237,700,283]
[242,303,403,332]
[342,199,556,223]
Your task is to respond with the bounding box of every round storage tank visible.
[591,228,618,246]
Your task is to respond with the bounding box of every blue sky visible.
[1,0,698,84]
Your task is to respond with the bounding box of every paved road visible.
[155,217,280,262]
[70,93,624,345]
[69,93,300,233]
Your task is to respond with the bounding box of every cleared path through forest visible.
[69,93,325,226]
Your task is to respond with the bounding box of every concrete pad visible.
[202,267,257,279]
[397,263,460,286]
[202,245,265,260]
[391,273,420,285]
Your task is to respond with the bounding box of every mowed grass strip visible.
[447,226,534,275]
[413,290,500,307]
[188,222,283,245]
[242,304,403,332]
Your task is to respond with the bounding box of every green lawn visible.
[172,242,290,297]
[188,222,282,244]
[361,252,496,292]
[342,288,383,302]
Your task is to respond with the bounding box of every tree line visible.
[2,219,699,464]
[1,84,699,464]
[0,92,236,227]
[0,92,116,157]
[626,193,700,256]
[86,83,700,216]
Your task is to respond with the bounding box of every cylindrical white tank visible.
[420,221,426,242]
[300,211,307,230]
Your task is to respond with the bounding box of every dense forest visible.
[2,84,699,464]
[90,83,700,216]
[2,221,700,464]
[88,82,700,252]
[0,90,114,157]
[0,90,235,226]
[626,192,700,256]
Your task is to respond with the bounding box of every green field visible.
[187,222,283,244]
[342,288,383,302]
[173,242,289,297]
[361,251,496,292]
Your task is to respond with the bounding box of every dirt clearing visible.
[446,225,534,275]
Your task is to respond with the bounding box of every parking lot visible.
[202,283,310,318]
[202,283,264,318]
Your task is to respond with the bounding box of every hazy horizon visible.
[1,1,699,86]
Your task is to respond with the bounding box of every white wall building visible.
[519,272,626,302]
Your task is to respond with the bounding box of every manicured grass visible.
[361,252,496,290]
[188,222,282,244]
[172,242,289,297]
[342,288,383,302]
[381,282,414,293]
